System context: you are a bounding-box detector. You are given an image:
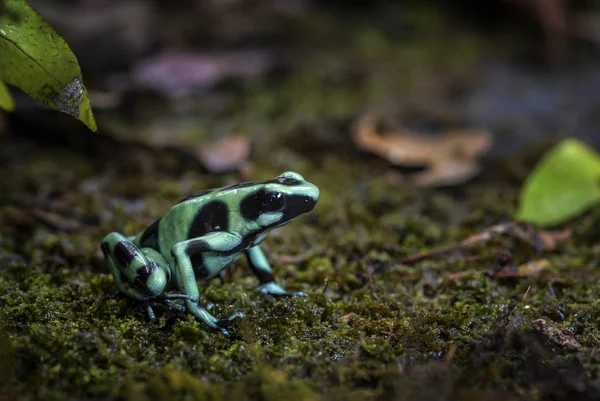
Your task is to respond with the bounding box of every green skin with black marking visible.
[101,172,320,336]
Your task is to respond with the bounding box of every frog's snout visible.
[297,183,320,213]
[282,183,319,220]
[304,184,320,211]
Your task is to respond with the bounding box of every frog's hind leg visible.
[101,232,173,319]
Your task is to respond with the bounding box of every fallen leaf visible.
[532,318,583,351]
[131,50,275,98]
[403,222,570,264]
[537,228,572,250]
[517,259,551,276]
[517,139,600,227]
[341,312,359,325]
[353,114,491,186]
[197,135,250,173]
[461,223,570,251]
[495,259,551,278]
[31,208,93,233]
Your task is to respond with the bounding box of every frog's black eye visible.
[263,192,286,212]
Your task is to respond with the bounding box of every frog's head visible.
[239,171,320,230]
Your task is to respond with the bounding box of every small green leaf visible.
[0,0,97,131]
[0,81,14,111]
[517,139,600,227]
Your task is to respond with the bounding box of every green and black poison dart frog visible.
[101,171,320,336]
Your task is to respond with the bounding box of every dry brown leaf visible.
[197,135,251,173]
[495,259,551,278]
[341,312,359,325]
[403,222,571,264]
[460,223,570,251]
[518,258,551,276]
[537,228,572,250]
[30,208,86,234]
[532,318,583,351]
[353,114,491,186]
[131,50,274,97]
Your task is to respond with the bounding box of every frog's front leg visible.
[170,232,246,336]
[246,245,307,297]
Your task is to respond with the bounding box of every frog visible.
[101,171,320,336]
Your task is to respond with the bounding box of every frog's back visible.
[134,189,218,258]
[133,172,319,262]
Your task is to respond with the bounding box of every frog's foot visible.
[145,302,157,321]
[258,282,308,297]
[161,299,186,312]
[186,301,245,337]
[214,312,246,336]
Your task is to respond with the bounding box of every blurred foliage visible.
[518,139,600,227]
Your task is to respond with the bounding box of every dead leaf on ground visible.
[403,222,571,264]
[532,318,583,351]
[537,229,572,250]
[197,135,251,173]
[353,114,491,186]
[495,259,551,278]
[341,312,359,325]
[130,50,275,98]
[31,208,94,234]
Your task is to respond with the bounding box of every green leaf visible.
[517,139,600,227]
[0,81,14,111]
[0,0,97,131]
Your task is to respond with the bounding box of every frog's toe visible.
[219,327,230,337]
[292,291,308,297]
[205,303,215,311]
[214,312,245,328]
[162,299,186,312]
[145,303,157,321]
[223,312,246,322]
[258,282,288,296]
[230,311,246,320]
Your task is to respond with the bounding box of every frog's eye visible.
[263,192,286,212]
[276,172,303,186]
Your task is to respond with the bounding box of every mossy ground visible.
[2,4,600,401]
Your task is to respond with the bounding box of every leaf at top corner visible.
[517,139,600,227]
[0,81,14,111]
[0,0,97,131]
